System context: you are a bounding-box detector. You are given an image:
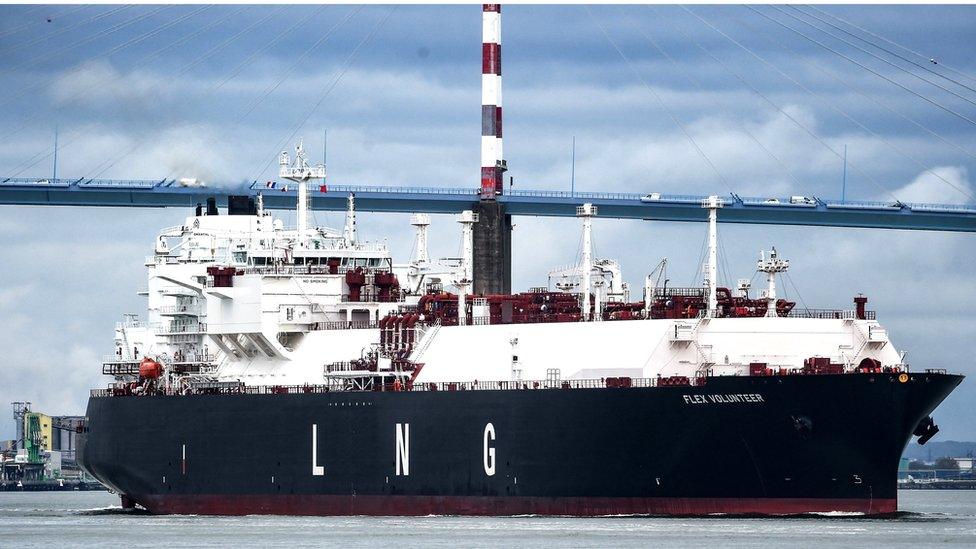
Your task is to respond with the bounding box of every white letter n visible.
[312,424,324,476]
[396,423,410,476]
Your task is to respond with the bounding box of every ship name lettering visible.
[682,393,764,405]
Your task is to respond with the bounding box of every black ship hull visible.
[78,372,961,516]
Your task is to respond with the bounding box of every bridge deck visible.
[1,177,975,232]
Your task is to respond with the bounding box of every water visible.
[1,491,975,547]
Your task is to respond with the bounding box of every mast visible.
[577,203,597,321]
[343,193,357,246]
[279,138,326,249]
[410,213,431,266]
[457,210,478,325]
[757,247,790,317]
[297,178,309,246]
[702,196,724,318]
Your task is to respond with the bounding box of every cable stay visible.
[681,6,901,203]
[85,6,289,179]
[207,5,330,94]
[585,6,735,195]
[250,7,395,182]
[0,4,133,57]
[638,6,804,189]
[0,6,245,142]
[731,10,976,163]
[0,5,212,112]
[3,7,254,177]
[235,6,362,123]
[0,4,92,41]
[793,5,976,97]
[804,4,976,89]
[771,6,976,110]
[0,5,166,80]
[0,7,252,179]
[686,7,973,203]
[167,5,360,181]
[745,7,976,131]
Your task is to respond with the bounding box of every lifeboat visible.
[139,358,163,379]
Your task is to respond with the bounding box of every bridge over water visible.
[1,177,975,232]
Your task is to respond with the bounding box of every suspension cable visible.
[0,6,166,79]
[250,7,395,182]
[772,5,976,109]
[1,5,133,56]
[1,6,242,141]
[0,5,211,111]
[794,5,976,96]
[639,6,804,189]
[85,7,288,178]
[746,6,976,129]
[682,6,901,202]
[235,6,361,123]
[731,10,976,163]
[0,5,95,41]
[804,4,976,87]
[690,7,973,202]
[208,5,329,94]
[585,6,734,194]
[0,7,251,179]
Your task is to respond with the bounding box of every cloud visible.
[893,166,973,204]
[48,60,174,109]
[0,284,34,308]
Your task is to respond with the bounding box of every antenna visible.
[842,144,848,202]
[571,136,576,195]
[52,126,58,181]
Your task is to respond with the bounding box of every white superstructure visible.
[104,184,904,395]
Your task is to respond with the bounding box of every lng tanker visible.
[77,179,960,516]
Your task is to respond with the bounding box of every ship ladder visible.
[409,322,441,362]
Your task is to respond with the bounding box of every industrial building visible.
[0,402,94,489]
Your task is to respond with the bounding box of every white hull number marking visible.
[312,424,325,476]
[484,423,496,476]
[396,423,410,476]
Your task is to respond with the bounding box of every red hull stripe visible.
[137,494,897,517]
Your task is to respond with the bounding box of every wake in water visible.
[77,506,152,516]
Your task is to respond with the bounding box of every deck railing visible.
[90,363,926,400]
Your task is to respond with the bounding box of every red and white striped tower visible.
[481,4,506,199]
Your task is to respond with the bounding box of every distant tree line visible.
[908,458,960,471]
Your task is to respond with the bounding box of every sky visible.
[0,3,974,441]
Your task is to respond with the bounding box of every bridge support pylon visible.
[473,201,512,295]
